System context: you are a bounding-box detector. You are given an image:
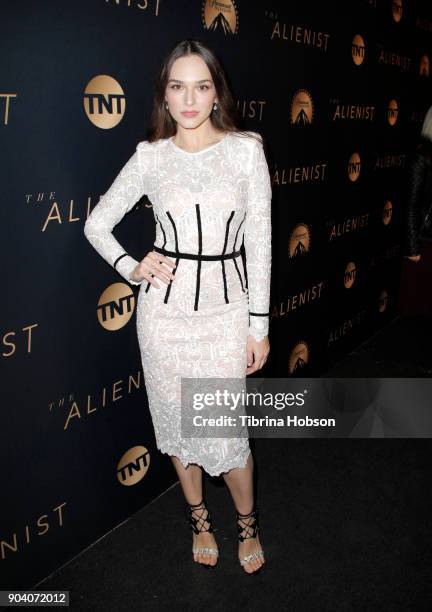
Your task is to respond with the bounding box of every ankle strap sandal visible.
[236,507,265,567]
[186,499,218,560]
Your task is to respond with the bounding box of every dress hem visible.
[158,444,251,477]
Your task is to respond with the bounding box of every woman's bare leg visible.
[222,451,265,573]
[170,456,218,566]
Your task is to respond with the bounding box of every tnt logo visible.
[97,283,135,330]
[392,0,403,23]
[117,446,151,486]
[387,99,399,126]
[383,201,393,225]
[344,262,357,288]
[352,34,366,66]
[83,75,126,129]
[348,153,361,182]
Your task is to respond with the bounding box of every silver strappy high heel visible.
[236,506,265,573]
[185,499,218,568]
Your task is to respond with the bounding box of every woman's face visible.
[165,54,217,130]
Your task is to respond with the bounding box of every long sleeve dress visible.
[403,138,432,257]
[83,130,272,476]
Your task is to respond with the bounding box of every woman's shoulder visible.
[226,131,265,174]
[135,138,171,164]
[137,138,168,150]
[229,130,263,145]
[228,131,264,163]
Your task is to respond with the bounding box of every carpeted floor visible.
[37,314,432,610]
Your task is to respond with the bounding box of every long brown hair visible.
[146,39,262,146]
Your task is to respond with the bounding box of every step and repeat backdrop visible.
[1,0,431,589]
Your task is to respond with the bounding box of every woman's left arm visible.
[404,150,427,258]
[243,134,272,372]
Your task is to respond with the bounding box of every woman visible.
[404,104,432,262]
[83,39,272,575]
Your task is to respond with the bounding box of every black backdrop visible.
[1,0,431,589]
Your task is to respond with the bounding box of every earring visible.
[213,102,218,111]
[165,102,168,109]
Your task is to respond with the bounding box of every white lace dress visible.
[84,131,272,476]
